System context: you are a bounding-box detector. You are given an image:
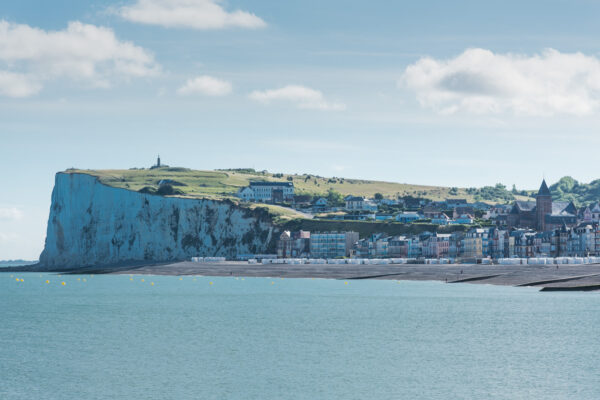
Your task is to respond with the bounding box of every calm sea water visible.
[1,273,599,400]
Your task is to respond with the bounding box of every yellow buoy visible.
[179,277,183,281]
[15,278,19,282]
[141,279,145,282]
[209,281,214,285]
[271,281,275,285]
[77,278,81,281]
[129,278,133,281]
[344,281,349,285]
[151,282,155,286]
[20,279,24,282]
[61,282,66,286]
[45,280,50,284]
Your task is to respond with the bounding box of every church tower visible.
[536,179,552,231]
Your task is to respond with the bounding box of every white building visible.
[396,212,423,223]
[237,181,294,203]
[345,196,378,211]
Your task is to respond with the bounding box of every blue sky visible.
[2,0,600,259]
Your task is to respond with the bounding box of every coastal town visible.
[236,179,600,263]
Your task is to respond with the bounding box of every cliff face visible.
[39,173,274,268]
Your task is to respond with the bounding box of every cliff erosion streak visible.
[39,173,274,268]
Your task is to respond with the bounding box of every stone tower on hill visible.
[536,179,552,231]
[150,155,168,169]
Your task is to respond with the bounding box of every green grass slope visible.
[66,167,521,203]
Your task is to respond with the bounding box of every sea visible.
[1,272,599,400]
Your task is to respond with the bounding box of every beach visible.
[60,261,600,291]
[8,261,600,290]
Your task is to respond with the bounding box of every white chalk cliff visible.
[39,173,274,268]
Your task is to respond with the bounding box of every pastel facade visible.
[277,230,311,258]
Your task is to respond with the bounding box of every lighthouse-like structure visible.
[150,155,167,169]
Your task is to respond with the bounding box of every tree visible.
[374,192,383,200]
[157,183,183,196]
[326,188,344,206]
[157,183,175,195]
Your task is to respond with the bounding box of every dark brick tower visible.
[536,179,552,231]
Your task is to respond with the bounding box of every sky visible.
[2,0,600,259]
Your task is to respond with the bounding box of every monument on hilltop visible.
[150,155,169,169]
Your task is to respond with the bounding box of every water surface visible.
[1,273,598,399]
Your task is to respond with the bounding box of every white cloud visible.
[177,75,232,96]
[0,20,160,97]
[400,48,600,116]
[0,207,23,221]
[249,85,346,111]
[117,0,266,30]
[0,71,41,97]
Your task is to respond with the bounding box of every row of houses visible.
[235,180,481,212]
[235,179,600,234]
[352,224,600,260]
[234,183,487,225]
[277,223,600,261]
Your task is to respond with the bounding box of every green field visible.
[66,167,522,203]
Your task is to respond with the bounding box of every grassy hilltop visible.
[66,167,525,203]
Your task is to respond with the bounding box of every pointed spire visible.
[538,179,551,196]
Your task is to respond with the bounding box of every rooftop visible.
[537,179,551,196]
[249,181,294,187]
